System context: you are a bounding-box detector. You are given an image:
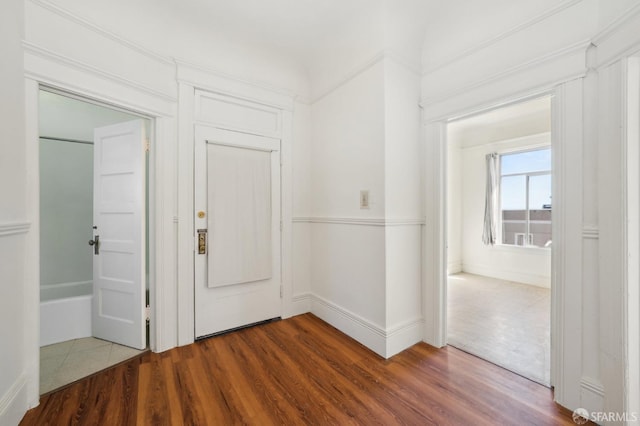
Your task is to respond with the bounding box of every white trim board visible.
[592,3,640,68]
[290,293,312,318]
[580,377,605,414]
[310,294,423,359]
[422,0,583,75]
[0,376,29,426]
[293,217,425,226]
[177,60,295,112]
[28,0,172,66]
[23,42,176,115]
[0,222,30,237]
[422,40,590,118]
[461,263,551,288]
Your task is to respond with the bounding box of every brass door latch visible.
[197,229,207,254]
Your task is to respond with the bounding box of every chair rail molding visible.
[0,222,30,237]
[293,217,425,227]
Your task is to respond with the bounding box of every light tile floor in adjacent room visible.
[40,337,146,394]
[447,272,550,386]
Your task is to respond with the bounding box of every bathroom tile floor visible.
[447,272,550,386]
[40,337,146,395]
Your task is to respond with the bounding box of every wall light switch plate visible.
[360,190,370,209]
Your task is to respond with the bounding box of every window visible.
[500,148,552,247]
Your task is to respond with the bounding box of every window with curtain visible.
[500,147,552,247]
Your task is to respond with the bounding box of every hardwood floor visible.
[21,314,578,425]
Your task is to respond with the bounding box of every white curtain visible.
[207,143,272,287]
[482,152,499,246]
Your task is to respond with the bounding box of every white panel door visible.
[92,119,146,349]
[194,125,281,338]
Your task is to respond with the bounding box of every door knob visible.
[88,235,100,255]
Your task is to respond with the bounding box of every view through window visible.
[500,148,552,247]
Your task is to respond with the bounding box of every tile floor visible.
[447,272,551,386]
[40,337,145,394]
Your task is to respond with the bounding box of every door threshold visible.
[196,317,281,341]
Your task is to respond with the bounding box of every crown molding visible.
[175,58,296,111]
[422,0,584,76]
[23,41,177,105]
[592,3,640,69]
[422,39,591,107]
[592,3,640,46]
[28,0,173,66]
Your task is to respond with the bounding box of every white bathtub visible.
[40,295,92,347]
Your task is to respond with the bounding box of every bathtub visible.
[40,295,92,347]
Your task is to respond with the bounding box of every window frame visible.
[498,146,552,249]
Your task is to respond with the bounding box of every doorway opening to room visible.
[38,88,151,394]
[445,96,552,386]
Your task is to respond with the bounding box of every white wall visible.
[311,61,386,219]
[382,59,422,350]
[308,56,423,357]
[0,0,30,423]
[310,60,387,333]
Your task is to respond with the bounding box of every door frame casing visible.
[422,79,586,410]
[24,73,176,404]
[175,74,294,347]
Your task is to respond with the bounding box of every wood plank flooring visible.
[21,314,578,425]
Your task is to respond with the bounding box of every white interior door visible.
[92,119,146,349]
[194,125,281,338]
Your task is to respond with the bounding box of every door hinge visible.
[280,221,283,231]
[144,138,150,153]
[280,285,283,299]
[145,305,151,322]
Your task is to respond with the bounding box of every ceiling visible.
[166,0,381,56]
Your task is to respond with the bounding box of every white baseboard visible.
[462,263,550,288]
[386,318,425,358]
[311,294,387,357]
[288,293,312,317]
[310,294,423,359]
[580,377,604,414]
[447,261,462,275]
[0,375,29,426]
[40,295,92,346]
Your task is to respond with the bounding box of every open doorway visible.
[38,88,151,394]
[446,96,552,386]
